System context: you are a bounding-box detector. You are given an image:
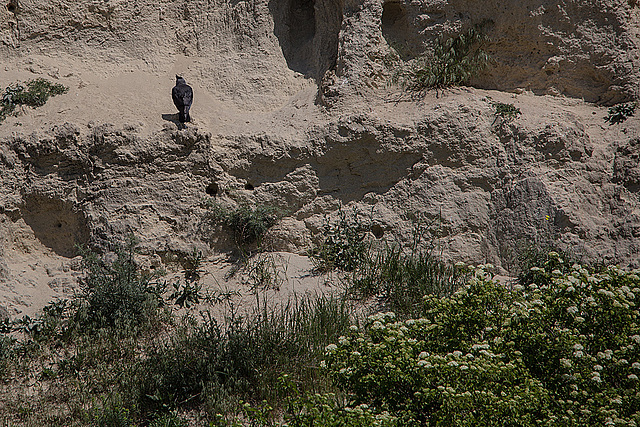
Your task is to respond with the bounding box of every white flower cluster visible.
[560,358,572,368]
[325,344,338,353]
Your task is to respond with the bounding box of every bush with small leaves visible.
[492,101,521,126]
[1,78,68,122]
[210,202,280,249]
[76,241,165,330]
[604,102,636,125]
[311,207,370,272]
[324,260,640,426]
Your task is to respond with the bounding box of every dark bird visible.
[172,75,193,123]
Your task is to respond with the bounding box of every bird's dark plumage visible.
[172,75,193,123]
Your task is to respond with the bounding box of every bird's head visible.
[175,75,185,84]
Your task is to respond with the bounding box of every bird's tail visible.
[179,106,191,123]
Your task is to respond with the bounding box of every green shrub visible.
[92,404,135,427]
[324,261,640,426]
[348,244,470,318]
[135,294,352,415]
[1,78,68,122]
[0,335,15,378]
[210,203,280,248]
[311,207,370,272]
[167,249,205,309]
[218,376,397,427]
[516,248,572,288]
[76,241,165,330]
[90,395,137,427]
[150,412,186,427]
[283,389,397,427]
[397,25,490,91]
[492,101,521,126]
[605,102,636,125]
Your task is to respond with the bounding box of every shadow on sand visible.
[162,113,186,129]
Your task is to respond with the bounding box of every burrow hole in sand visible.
[382,1,422,60]
[20,194,90,258]
[271,0,343,78]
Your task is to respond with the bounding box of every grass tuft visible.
[209,202,281,250]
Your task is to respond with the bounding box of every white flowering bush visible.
[324,261,640,426]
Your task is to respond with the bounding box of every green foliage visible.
[91,401,135,427]
[169,249,205,308]
[348,244,470,318]
[77,241,165,330]
[1,298,74,345]
[182,248,204,283]
[169,281,203,309]
[398,25,490,91]
[324,261,640,426]
[516,248,574,288]
[136,294,352,415]
[214,376,397,427]
[492,100,521,126]
[243,252,285,291]
[311,207,370,272]
[280,375,397,427]
[284,393,397,427]
[150,412,187,427]
[210,203,280,248]
[0,335,15,378]
[605,102,636,125]
[1,78,68,122]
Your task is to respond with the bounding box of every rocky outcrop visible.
[1,89,639,272]
[327,0,640,105]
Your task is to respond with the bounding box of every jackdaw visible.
[172,75,193,123]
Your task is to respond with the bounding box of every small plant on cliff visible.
[1,78,68,123]
[491,100,521,126]
[397,24,490,92]
[604,102,636,125]
[310,207,370,273]
[209,202,281,249]
[167,248,205,308]
[76,239,165,330]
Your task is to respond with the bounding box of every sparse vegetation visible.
[395,25,490,92]
[1,78,68,123]
[209,202,281,249]
[604,102,636,125]
[312,209,466,318]
[491,100,521,126]
[348,243,470,318]
[0,239,354,425]
[310,207,370,273]
[169,248,205,308]
[243,252,286,291]
[75,239,166,330]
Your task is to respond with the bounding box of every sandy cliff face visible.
[1,0,640,316]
